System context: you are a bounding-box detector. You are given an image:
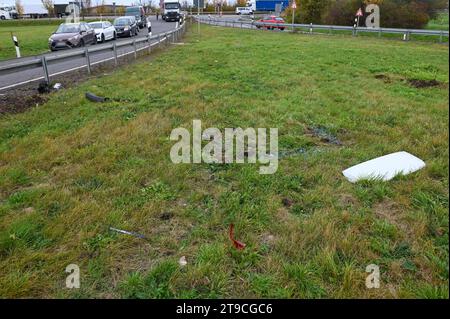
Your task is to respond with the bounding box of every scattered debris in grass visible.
[37,82,51,94]
[229,224,246,250]
[85,92,109,103]
[278,146,323,159]
[109,227,146,239]
[282,198,293,208]
[307,126,342,145]
[178,256,187,267]
[53,83,63,91]
[342,151,426,183]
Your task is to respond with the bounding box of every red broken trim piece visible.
[229,224,246,250]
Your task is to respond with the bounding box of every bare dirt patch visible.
[0,89,48,115]
[374,74,392,83]
[407,79,443,88]
[373,199,409,234]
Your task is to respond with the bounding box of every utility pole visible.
[197,0,200,34]
[291,1,296,31]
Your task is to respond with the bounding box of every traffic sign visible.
[356,8,363,17]
[292,1,297,9]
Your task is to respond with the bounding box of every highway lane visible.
[0,17,177,91]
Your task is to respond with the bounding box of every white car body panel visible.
[342,151,426,183]
[89,21,116,42]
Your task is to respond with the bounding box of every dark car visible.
[256,16,286,30]
[125,6,147,29]
[48,22,97,51]
[114,16,139,38]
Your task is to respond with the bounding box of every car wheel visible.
[79,39,85,47]
[101,34,105,43]
[113,32,117,40]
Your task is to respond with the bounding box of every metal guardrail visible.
[0,21,187,86]
[195,16,449,43]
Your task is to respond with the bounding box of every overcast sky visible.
[5,1,180,13]
[5,0,238,13]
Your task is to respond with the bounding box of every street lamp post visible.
[291,1,297,32]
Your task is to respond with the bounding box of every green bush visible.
[283,0,447,29]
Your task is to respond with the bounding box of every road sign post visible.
[194,0,204,34]
[291,1,296,32]
[355,8,363,35]
[11,33,20,58]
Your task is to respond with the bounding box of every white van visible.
[236,7,253,15]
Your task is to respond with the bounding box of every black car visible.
[113,16,138,38]
[125,6,147,29]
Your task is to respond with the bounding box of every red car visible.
[256,16,286,30]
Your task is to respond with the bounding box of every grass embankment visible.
[0,25,448,298]
[0,25,56,59]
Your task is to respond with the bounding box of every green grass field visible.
[1,14,449,61]
[0,25,448,298]
[0,25,57,59]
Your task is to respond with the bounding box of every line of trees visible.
[283,0,448,29]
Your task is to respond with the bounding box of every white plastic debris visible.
[342,151,425,183]
[53,83,63,90]
[179,256,187,267]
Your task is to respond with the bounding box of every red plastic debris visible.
[229,224,246,250]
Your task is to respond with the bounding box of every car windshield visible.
[55,24,80,33]
[165,3,179,9]
[126,8,140,15]
[89,23,103,29]
[114,18,130,26]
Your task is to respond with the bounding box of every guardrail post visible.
[147,35,152,54]
[439,30,443,43]
[158,34,161,49]
[84,47,91,75]
[309,23,313,34]
[113,42,118,66]
[378,29,382,38]
[41,56,50,84]
[329,26,332,35]
[133,39,137,59]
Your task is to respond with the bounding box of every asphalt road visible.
[0,17,177,91]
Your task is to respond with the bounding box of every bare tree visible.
[15,0,24,15]
[41,0,54,15]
